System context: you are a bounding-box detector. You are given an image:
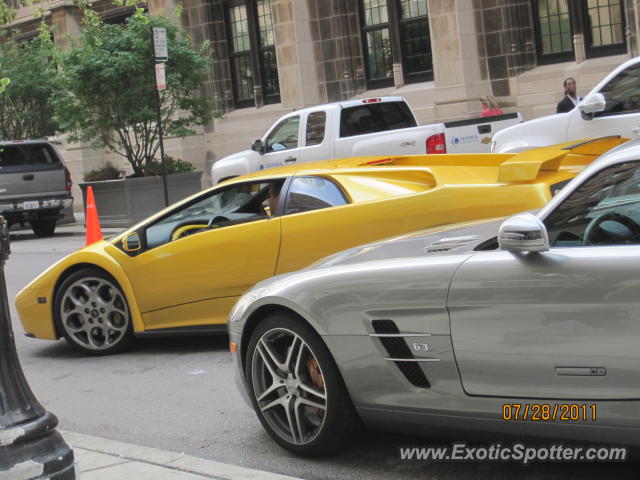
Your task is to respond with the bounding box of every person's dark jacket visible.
[556,95,580,113]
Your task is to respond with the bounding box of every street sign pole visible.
[0,217,75,479]
[151,27,169,207]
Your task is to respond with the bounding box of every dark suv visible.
[1,140,73,237]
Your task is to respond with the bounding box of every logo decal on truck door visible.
[451,135,479,145]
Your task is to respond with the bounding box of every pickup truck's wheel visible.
[31,219,57,237]
[54,268,134,356]
[246,313,357,456]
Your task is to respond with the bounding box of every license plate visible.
[22,201,39,209]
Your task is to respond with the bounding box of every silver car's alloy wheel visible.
[251,328,328,446]
[59,277,130,351]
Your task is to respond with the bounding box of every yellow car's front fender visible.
[15,241,145,339]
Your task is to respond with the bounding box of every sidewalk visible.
[9,213,122,237]
[63,431,302,480]
[57,212,123,236]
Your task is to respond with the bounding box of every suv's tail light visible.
[426,133,447,154]
[64,167,72,191]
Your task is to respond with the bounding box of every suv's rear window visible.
[0,144,61,173]
[339,101,417,138]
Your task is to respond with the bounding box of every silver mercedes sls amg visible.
[229,138,640,456]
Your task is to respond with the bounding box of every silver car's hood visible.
[312,217,504,269]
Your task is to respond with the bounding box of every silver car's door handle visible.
[23,174,34,181]
[284,157,297,163]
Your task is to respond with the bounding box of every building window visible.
[226,0,280,109]
[398,0,432,83]
[535,0,573,61]
[359,0,432,88]
[584,0,626,57]
[533,0,626,64]
[256,1,279,104]
[228,4,254,107]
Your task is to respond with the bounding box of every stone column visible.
[49,5,82,50]
[271,0,324,108]
[428,0,490,120]
[148,0,180,19]
[573,33,587,63]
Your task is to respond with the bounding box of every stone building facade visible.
[7,0,640,206]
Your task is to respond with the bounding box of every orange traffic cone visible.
[85,186,103,246]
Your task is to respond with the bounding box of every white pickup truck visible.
[492,56,640,153]
[211,96,522,184]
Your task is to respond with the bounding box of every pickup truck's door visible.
[567,62,640,141]
[257,115,302,171]
[299,110,333,163]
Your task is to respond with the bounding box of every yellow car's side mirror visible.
[122,232,142,252]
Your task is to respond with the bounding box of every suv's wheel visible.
[31,218,56,237]
[245,313,357,456]
[54,268,134,355]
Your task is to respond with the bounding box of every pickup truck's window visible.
[544,162,640,247]
[339,101,417,137]
[285,176,347,214]
[145,179,284,249]
[305,112,326,146]
[0,144,60,173]
[596,63,640,116]
[266,116,300,152]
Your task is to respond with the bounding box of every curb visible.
[61,431,302,480]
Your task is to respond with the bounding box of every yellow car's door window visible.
[145,181,280,249]
[110,180,284,328]
[284,176,348,214]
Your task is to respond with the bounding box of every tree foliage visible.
[0,32,58,139]
[54,12,212,177]
[0,0,16,26]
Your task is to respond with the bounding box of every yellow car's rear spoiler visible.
[497,136,628,182]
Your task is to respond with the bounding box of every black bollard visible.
[0,217,75,478]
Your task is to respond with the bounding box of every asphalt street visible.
[7,227,640,480]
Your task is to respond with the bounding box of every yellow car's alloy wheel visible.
[55,269,133,355]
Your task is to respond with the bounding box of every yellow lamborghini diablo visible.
[15,137,626,354]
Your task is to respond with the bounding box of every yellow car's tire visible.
[245,313,357,456]
[54,268,134,356]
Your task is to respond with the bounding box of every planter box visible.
[80,172,203,228]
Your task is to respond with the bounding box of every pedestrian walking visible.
[556,77,583,113]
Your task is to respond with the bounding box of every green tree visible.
[54,12,212,177]
[0,0,16,26]
[0,33,58,139]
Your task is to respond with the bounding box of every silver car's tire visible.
[54,268,134,356]
[245,313,357,456]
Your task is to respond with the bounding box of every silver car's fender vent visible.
[371,320,431,389]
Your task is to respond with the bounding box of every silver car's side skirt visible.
[384,358,441,362]
[369,333,432,337]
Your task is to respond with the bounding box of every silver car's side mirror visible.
[498,213,549,253]
[578,92,606,118]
